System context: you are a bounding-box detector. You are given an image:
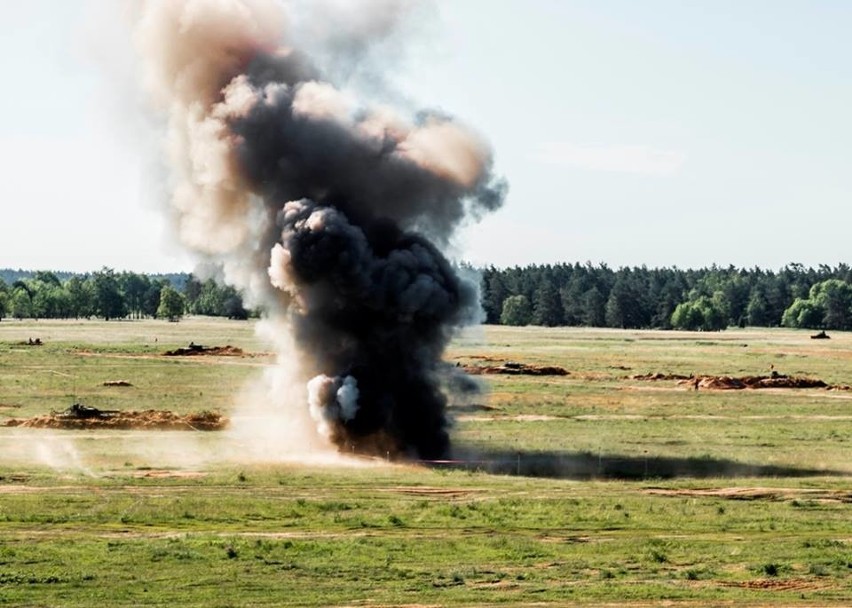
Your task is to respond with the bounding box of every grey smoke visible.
[136,0,506,459]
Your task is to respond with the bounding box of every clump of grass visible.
[649,548,668,563]
[645,539,669,564]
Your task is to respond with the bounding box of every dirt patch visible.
[385,486,476,498]
[0,403,22,410]
[448,403,497,413]
[633,372,846,390]
[721,578,832,591]
[128,469,208,479]
[463,361,569,376]
[102,380,133,387]
[3,409,227,431]
[632,372,692,381]
[645,487,852,503]
[163,343,248,357]
[538,534,599,544]
[0,485,80,495]
[690,374,829,390]
[456,414,561,422]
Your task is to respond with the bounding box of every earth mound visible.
[633,372,835,390]
[102,380,133,387]
[680,374,829,390]
[463,361,569,376]
[163,343,246,357]
[3,404,227,431]
[631,372,692,381]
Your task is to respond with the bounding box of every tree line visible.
[2,263,850,330]
[0,269,248,322]
[481,263,852,331]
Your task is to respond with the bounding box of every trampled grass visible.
[0,318,850,606]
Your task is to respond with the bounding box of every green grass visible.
[0,318,850,605]
[0,318,265,416]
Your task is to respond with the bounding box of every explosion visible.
[136,0,505,459]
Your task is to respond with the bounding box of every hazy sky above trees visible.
[1,0,850,272]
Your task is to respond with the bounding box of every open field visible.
[0,318,850,606]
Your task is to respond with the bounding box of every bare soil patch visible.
[0,485,79,495]
[632,372,850,391]
[128,469,208,479]
[3,407,227,431]
[721,578,833,591]
[456,414,561,422]
[163,343,248,357]
[632,372,693,381]
[385,486,476,498]
[463,361,569,376]
[645,487,852,503]
[448,403,497,413]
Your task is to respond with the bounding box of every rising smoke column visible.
[136,0,506,459]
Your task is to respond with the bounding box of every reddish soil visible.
[632,372,845,391]
[3,409,228,431]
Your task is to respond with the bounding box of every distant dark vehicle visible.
[59,404,119,419]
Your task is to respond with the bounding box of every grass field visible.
[0,318,850,606]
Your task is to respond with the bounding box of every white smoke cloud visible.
[336,375,359,421]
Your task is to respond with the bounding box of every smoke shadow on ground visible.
[426,448,846,480]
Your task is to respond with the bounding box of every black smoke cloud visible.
[273,199,478,457]
[137,0,505,459]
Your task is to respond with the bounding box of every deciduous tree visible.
[500,295,532,326]
[157,286,186,322]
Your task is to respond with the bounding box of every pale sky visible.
[1,1,850,273]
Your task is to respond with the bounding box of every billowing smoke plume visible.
[136,0,505,459]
